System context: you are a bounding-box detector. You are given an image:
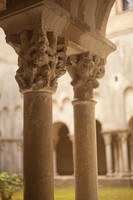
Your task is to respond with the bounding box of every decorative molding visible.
[66,52,105,99]
[7,26,67,93]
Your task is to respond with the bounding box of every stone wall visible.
[0,1,133,179]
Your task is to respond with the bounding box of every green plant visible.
[0,172,23,200]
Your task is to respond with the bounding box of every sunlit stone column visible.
[113,137,119,176]
[67,52,105,200]
[117,134,124,176]
[8,27,66,200]
[53,149,58,176]
[120,132,130,176]
[103,134,113,177]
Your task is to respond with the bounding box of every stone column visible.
[67,53,105,200]
[103,134,113,177]
[8,27,66,200]
[116,134,124,176]
[120,132,130,176]
[113,137,119,176]
[53,149,58,176]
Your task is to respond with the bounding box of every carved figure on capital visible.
[7,26,67,93]
[66,52,105,91]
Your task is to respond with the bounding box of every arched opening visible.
[96,120,107,175]
[124,87,133,124]
[128,116,133,173]
[53,122,74,175]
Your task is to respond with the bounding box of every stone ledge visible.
[54,175,133,188]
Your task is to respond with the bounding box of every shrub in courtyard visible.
[0,172,22,200]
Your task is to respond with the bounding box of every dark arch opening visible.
[96,120,107,175]
[53,122,74,175]
[128,116,133,172]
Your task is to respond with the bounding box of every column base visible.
[106,171,114,177]
[114,172,131,178]
[121,172,131,178]
[54,172,59,176]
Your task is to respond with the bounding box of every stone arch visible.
[62,97,72,112]
[53,122,74,175]
[124,87,133,123]
[62,97,71,105]
[96,120,106,175]
[41,0,115,39]
[128,116,133,173]
[95,0,115,35]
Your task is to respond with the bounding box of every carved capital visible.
[118,132,129,143]
[7,26,67,94]
[103,134,112,145]
[66,52,105,99]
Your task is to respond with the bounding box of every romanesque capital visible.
[103,134,112,145]
[7,26,67,94]
[66,52,105,99]
[118,132,129,144]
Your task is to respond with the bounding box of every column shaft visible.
[53,150,58,175]
[122,141,129,172]
[113,141,119,175]
[73,99,98,200]
[103,134,113,176]
[24,91,54,200]
[118,140,123,174]
[105,144,113,175]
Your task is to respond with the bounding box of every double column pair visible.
[8,27,105,200]
[103,132,130,177]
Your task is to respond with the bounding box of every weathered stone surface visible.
[73,99,98,200]
[24,91,54,200]
[67,52,105,99]
[7,26,66,93]
[54,0,71,11]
